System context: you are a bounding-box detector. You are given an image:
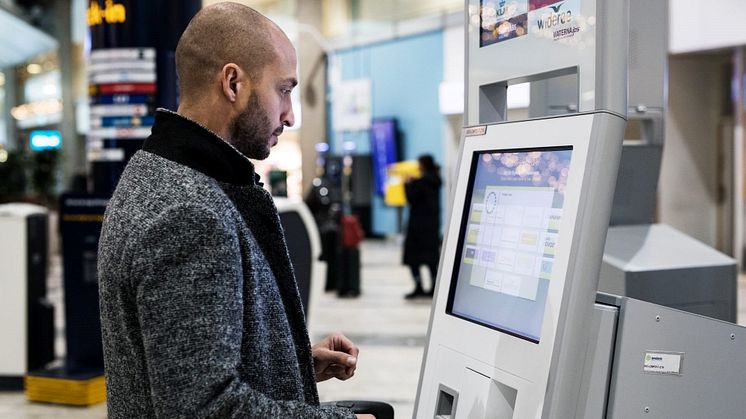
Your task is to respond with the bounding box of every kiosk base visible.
[598,294,746,418]
[417,293,746,418]
[25,367,105,406]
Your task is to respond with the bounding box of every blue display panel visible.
[447,146,572,343]
[370,118,399,196]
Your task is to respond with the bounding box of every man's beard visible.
[228,93,281,160]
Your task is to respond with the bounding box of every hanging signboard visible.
[332,79,372,132]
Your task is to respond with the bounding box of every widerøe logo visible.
[536,2,573,30]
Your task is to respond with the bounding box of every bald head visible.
[175,2,289,100]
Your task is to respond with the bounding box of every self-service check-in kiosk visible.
[414,1,746,418]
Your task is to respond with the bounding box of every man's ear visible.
[220,63,248,103]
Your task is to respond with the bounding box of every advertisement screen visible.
[480,0,529,46]
[480,0,582,46]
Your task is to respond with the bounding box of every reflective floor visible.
[1,238,745,418]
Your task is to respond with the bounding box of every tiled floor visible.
[1,239,745,418]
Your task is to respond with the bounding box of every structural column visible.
[297,0,327,195]
[55,0,82,189]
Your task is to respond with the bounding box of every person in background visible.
[402,154,443,299]
[97,3,373,418]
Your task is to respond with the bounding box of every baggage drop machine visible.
[414,0,746,418]
[598,0,737,323]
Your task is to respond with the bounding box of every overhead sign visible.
[332,79,372,132]
[87,0,127,27]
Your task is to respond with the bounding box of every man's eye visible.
[281,88,292,96]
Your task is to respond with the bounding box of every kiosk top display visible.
[465,0,628,124]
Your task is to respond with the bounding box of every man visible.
[98,3,373,418]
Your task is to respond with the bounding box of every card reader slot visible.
[435,384,458,419]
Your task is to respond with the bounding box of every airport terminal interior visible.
[3,0,746,418]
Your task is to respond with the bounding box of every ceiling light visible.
[27,63,42,74]
[11,98,63,120]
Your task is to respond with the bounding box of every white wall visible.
[670,0,746,54]
[439,24,465,117]
[441,25,465,225]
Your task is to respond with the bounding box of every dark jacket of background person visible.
[97,110,354,418]
[403,171,442,267]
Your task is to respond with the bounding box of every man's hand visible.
[312,332,359,382]
[355,415,375,419]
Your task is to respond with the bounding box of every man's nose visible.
[282,105,295,128]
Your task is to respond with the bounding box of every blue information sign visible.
[30,130,62,151]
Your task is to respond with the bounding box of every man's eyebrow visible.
[283,78,298,87]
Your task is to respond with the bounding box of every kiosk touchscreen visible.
[414,112,625,419]
[448,147,572,344]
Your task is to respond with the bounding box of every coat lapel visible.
[219,183,319,402]
[220,183,305,317]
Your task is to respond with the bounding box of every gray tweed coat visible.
[98,110,354,418]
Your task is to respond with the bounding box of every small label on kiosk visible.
[643,351,683,375]
[464,126,487,137]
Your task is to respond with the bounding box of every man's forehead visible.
[273,47,298,79]
[267,27,296,56]
[276,40,297,66]
[256,28,297,81]
[261,62,297,86]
